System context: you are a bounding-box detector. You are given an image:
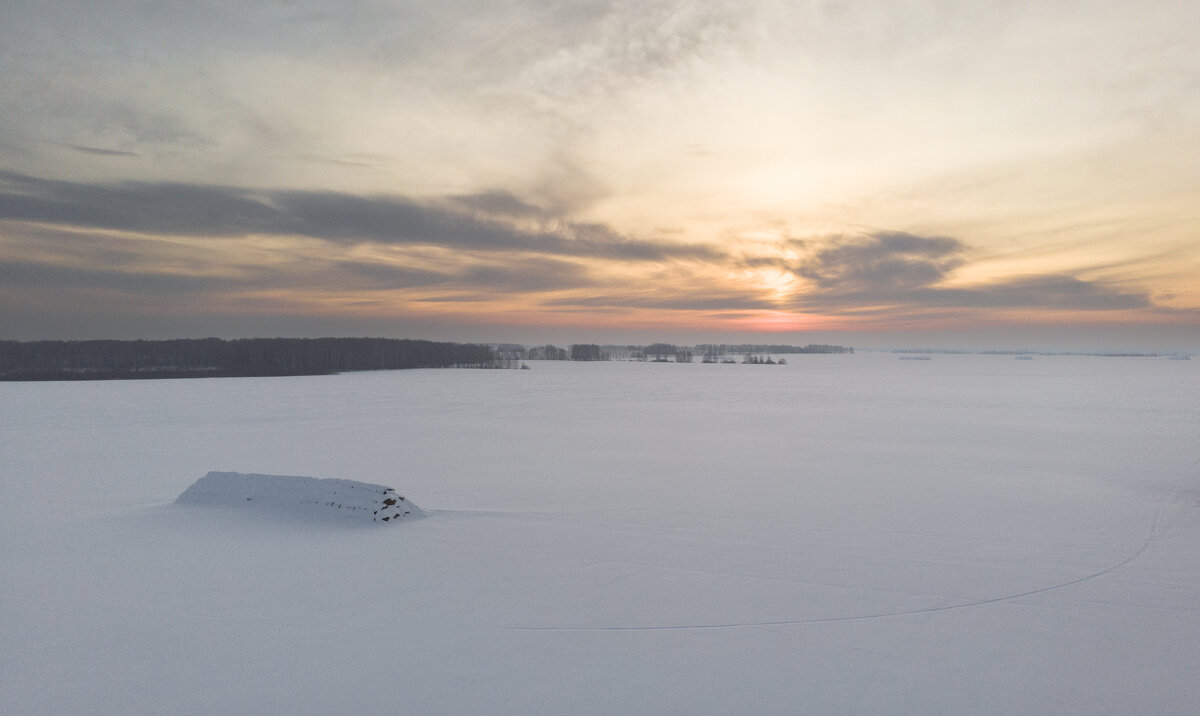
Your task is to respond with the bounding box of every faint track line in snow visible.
[512,486,1186,633]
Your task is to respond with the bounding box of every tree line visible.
[0,337,856,380]
[506,342,853,362]
[695,343,853,355]
[0,338,501,380]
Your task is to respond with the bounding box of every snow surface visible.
[176,471,422,523]
[2,354,1199,714]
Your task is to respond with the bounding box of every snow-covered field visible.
[3,354,1198,714]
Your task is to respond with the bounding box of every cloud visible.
[460,257,592,293]
[795,232,967,291]
[544,290,777,312]
[0,259,217,294]
[787,231,1152,313]
[0,171,280,236]
[501,1,751,106]
[0,215,602,315]
[0,171,721,263]
[323,260,449,290]
[924,274,1152,311]
[68,145,139,157]
[0,255,452,297]
[446,191,546,219]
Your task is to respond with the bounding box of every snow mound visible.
[176,471,423,523]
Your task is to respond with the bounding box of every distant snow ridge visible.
[176,472,423,523]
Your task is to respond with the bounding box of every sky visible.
[1,0,1198,351]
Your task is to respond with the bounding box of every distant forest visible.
[0,338,854,380]
[0,338,502,380]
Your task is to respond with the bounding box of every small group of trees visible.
[569,344,608,361]
[524,345,568,360]
[635,343,692,362]
[643,343,678,361]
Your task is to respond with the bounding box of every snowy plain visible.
[2,353,1198,714]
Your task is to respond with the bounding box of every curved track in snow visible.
[512,483,1187,632]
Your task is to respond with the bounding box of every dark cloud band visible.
[0,171,720,262]
[786,231,1151,313]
